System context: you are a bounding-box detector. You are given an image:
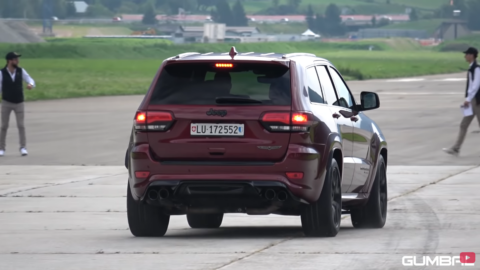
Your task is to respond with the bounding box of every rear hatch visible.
[144,61,293,163]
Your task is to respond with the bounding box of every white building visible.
[73,1,89,13]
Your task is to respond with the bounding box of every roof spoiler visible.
[174,52,201,59]
[282,53,316,59]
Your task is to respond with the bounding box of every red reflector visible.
[147,111,173,123]
[215,63,233,68]
[286,172,304,180]
[136,112,146,123]
[261,112,290,125]
[292,113,308,124]
[135,171,150,178]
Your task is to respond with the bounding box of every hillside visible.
[233,0,446,14]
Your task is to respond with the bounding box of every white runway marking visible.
[435,78,466,82]
[379,92,462,95]
[386,78,425,82]
[385,78,465,83]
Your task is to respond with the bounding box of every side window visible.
[315,66,338,105]
[305,67,324,104]
[328,67,354,109]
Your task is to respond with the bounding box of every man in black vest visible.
[0,52,36,157]
[443,47,480,156]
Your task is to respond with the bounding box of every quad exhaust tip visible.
[277,191,288,201]
[264,189,276,200]
[147,189,158,200]
[158,188,170,200]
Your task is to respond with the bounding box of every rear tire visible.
[301,158,342,237]
[187,213,224,229]
[127,184,170,237]
[351,155,387,228]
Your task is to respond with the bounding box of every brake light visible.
[292,113,308,124]
[136,112,146,123]
[260,112,314,132]
[215,63,233,68]
[134,111,174,131]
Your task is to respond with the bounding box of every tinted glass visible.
[315,66,338,105]
[328,67,354,109]
[306,67,324,103]
[150,63,291,105]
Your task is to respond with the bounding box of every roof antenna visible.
[229,46,238,59]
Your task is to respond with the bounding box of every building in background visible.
[73,1,89,14]
[356,29,428,39]
[435,20,470,40]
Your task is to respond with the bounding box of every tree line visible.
[142,0,248,26]
[0,0,248,19]
[305,4,345,37]
[433,0,480,31]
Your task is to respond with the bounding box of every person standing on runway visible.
[443,47,480,156]
[0,52,35,157]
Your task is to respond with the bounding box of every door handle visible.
[332,113,341,119]
[350,116,359,122]
[339,110,354,118]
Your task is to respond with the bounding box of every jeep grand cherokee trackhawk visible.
[125,47,388,237]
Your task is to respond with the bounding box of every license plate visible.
[191,123,244,136]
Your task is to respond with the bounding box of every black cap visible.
[463,47,478,57]
[5,52,21,60]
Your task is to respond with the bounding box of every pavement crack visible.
[388,165,479,202]
[0,174,124,197]
[211,233,302,270]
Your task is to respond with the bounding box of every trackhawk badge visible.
[206,109,227,117]
[257,146,282,150]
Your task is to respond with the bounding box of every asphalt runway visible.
[1,73,479,269]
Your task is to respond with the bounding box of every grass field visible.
[18,51,464,101]
[1,38,463,101]
[0,38,388,59]
[381,19,444,35]
[439,34,480,52]
[29,24,132,38]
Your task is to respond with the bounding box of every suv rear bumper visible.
[142,180,303,215]
[128,143,326,203]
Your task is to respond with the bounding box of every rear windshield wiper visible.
[216,97,263,104]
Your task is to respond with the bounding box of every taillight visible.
[134,111,174,131]
[286,172,304,180]
[260,112,314,132]
[135,171,150,179]
[291,112,311,132]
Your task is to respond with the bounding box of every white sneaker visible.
[0,150,4,156]
[442,148,459,157]
[20,148,28,156]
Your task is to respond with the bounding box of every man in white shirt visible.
[443,47,480,156]
[0,52,35,157]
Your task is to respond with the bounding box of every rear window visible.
[150,62,291,105]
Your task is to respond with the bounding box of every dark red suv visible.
[125,48,388,237]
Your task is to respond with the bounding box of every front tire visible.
[187,213,223,229]
[351,155,387,228]
[127,184,170,237]
[301,158,342,237]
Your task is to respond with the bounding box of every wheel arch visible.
[380,147,388,167]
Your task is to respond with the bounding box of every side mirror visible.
[359,91,380,111]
